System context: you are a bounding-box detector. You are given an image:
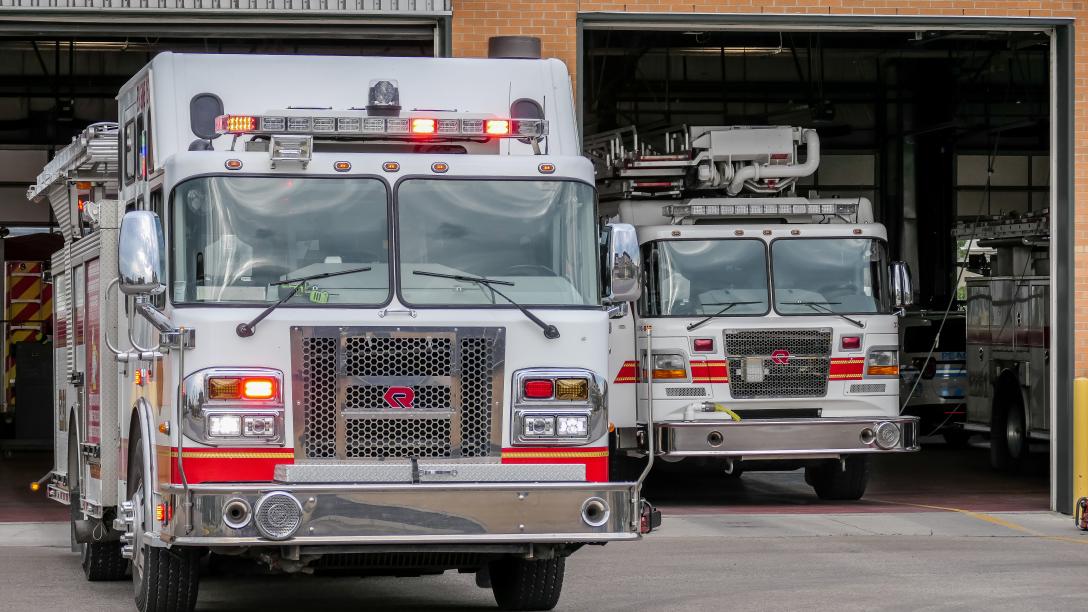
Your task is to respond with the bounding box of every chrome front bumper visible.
[161,481,639,547]
[655,416,919,458]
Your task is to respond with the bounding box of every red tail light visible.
[693,338,715,352]
[841,336,861,350]
[523,379,554,399]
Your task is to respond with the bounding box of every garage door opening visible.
[0,26,439,521]
[582,23,1063,513]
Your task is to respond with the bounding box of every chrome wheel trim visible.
[131,484,146,591]
[1006,404,1025,459]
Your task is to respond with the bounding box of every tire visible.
[805,456,870,501]
[489,557,565,611]
[69,428,128,581]
[130,437,201,612]
[990,387,1028,472]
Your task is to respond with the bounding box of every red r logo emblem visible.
[383,386,415,409]
[771,349,791,365]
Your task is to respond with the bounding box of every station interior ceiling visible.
[582,28,1051,310]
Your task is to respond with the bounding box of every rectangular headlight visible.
[867,349,899,377]
[208,414,241,437]
[523,415,555,437]
[557,416,588,438]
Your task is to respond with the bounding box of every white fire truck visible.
[957,212,1049,470]
[587,125,919,500]
[28,51,651,611]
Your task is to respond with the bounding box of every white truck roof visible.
[126,52,580,163]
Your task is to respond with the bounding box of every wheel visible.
[69,428,127,581]
[805,456,870,501]
[130,439,201,612]
[489,557,565,611]
[990,387,1028,472]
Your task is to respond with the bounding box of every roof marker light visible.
[485,119,511,135]
[383,161,401,172]
[538,163,556,174]
[225,159,243,170]
[431,162,449,174]
[411,118,436,134]
[334,161,352,172]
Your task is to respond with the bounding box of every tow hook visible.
[639,499,661,534]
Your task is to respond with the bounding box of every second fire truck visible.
[588,124,919,500]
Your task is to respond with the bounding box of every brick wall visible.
[453,0,1085,374]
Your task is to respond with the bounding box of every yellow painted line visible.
[874,499,1088,546]
[169,451,294,459]
[502,451,609,459]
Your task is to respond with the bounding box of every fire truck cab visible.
[29,52,649,612]
[589,124,920,500]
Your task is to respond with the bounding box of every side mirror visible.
[603,223,641,304]
[118,211,166,296]
[890,261,913,309]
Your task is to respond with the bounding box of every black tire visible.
[130,436,201,612]
[805,456,870,501]
[69,427,128,581]
[990,386,1028,472]
[82,540,129,581]
[489,557,565,611]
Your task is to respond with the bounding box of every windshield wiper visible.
[236,266,372,338]
[687,301,761,331]
[793,301,864,329]
[413,270,560,339]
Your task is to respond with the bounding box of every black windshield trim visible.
[769,236,892,317]
[638,238,772,319]
[168,172,394,309]
[392,175,603,310]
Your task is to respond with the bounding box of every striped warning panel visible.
[6,261,49,408]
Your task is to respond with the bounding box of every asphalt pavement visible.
[2,509,1087,612]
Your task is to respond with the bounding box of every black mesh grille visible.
[724,328,832,399]
[298,329,501,460]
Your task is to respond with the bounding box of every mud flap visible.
[639,499,661,534]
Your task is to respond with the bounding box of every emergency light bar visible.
[663,202,858,218]
[214,113,548,140]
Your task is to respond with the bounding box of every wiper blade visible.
[413,270,559,339]
[687,301,761,331]
[236,266,372,338]
[794,300,864,329]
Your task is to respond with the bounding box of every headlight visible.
[866,349,899,377]
[511,369,607,445]
[208,414,242,437]
[184,368,285,445]
[652,353,687,379]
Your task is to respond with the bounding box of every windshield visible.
[397,179,598,306]
[772,238,890,314]
[641,240,769,316]
[171,176,389,305]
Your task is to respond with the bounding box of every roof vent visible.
[488,36,542,59]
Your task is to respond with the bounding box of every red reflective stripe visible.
[614,360,639,384]
[501,447,608,482]
[690,360,709,382]
[167,447,294,484]
[829,357,865,380]
[705,360,730,383]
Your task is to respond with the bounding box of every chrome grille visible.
[294,327,504,461]
[724,328,832,399]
